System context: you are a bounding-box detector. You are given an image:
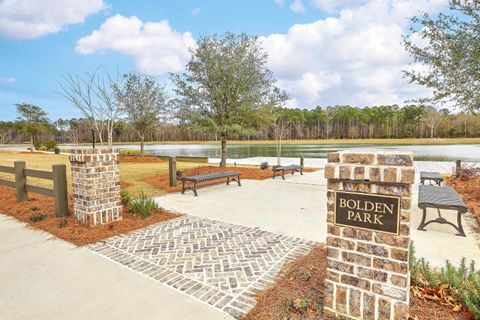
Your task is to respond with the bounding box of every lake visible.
[56,143,480,162]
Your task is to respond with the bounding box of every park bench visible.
[420,171,443,186]
[417,185,468,237]
[272,164,303,180]
[181,171,241,196]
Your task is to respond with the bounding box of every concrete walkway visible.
[156,170,480,269]
[0,215,232,320]
[158,170,327,243]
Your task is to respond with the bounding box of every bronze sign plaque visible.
[334,191,401,235]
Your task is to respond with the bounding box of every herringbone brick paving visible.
[89,216,315,318]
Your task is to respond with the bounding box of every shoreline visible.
[2,137,480,148]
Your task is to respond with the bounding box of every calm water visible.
[53,143,480,162]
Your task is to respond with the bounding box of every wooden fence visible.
[0,161,68,217]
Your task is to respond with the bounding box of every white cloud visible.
[0,77,16,83]
[311,0,366,13]
[275,0,285,7]
[261,0,448,107]
[192,7,201,16]
[290,0,306,12]
[0,0,105,39]
[75,14,196,75]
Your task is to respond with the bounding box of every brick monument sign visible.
[324,151,414,319]
[70,149,123,225]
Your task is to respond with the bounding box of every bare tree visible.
[58,67,122,147]
[423,106,442,139]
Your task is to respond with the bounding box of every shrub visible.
[58,218,68,228]
[441,259,480,318]
[33,140,43,150]
[260,161,269,170]
[32,140,58,151]
[410,242,480,318]
[30,213,46,222]
[129,191,161,219]
[120,189,132,206]
[44,140,58,151]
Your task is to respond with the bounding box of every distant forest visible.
[2,104,480,145]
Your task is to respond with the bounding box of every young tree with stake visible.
[114,72,169,156]
[171,32,286,167]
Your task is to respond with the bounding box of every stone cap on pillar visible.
[69,148,118,163]
[325,151,415,184]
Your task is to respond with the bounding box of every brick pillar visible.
[70,149,123,225]
[324,151,415,320]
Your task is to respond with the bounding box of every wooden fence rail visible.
[0,161,68,217]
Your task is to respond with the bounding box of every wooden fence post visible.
[456,160,462,175]
[52,164,68,217]
[14,160,27,202]
[169,156,177,187]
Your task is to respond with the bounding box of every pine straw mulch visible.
[119,155,168,163]
[142,165,317,193]
[0,185,179,246]
[243,245,470,320]
[447,173,480,223]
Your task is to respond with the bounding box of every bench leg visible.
[282,170,285,180]
[418,208,428,231]
[181,180,186,194]
[456,211,466,237]
[300,168,303,175]
[272,171,276,179]
[227,177,230,185]
[236,176,241,186]
[193,182,198,196]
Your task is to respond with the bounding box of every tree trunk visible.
[220,135,227,168]
[140,135,145,157]
[430,126,434,139]
[30,134,34,152]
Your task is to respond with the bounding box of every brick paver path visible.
[89,216,314,318]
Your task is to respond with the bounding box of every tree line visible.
[3,104,480,145]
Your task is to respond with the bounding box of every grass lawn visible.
[0,151,202,196]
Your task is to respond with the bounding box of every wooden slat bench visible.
[181,171,241,196]
[418,185,468,237]
[420,171,443,186]
[272,164,303,180]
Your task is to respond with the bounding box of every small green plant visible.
[410,242,480,318]
[58,218,68,228]
[30,213,46,222]
[441,258,480,318]
[129,191,161,219]
[297,297,309,311]
[120,189,132,206]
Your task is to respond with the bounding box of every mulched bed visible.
[119,155,167,163]
[243,245,468,320]
[143,165,317,193]
[447,174,480,223]
[0,185,178,246]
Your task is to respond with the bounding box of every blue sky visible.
[0,0,448,121]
